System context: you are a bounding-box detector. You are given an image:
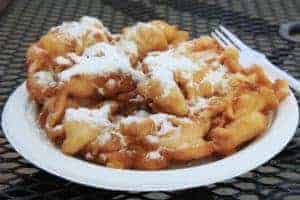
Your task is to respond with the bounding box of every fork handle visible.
[261,58,300,93]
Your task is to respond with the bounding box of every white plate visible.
[2,80,298,191]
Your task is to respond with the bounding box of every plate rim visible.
[1,82,299,191]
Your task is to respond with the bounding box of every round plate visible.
[2,82,298,191]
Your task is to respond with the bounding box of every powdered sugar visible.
[121,110,150,125]
[125,22,155,39]
[135,22,155,30]
[197,50,220,63]
[53,53,81,69]
[66,53,82,63]
[143,48,205,96]
[146,150,163,160]
[58,43,144,81]
[117,22,155,57]
[144,49,199,90]
[145,135,159,144]
[117,39,138,58]
[130,94,144,102]
[52,124,63,131]
[83,42,118,58]
[121,115,146,126]
[150,114,178,136]
[201,65,229,90]
[54,56,73,66]
[121,112,186,136]
[144,50,198,72]
[97,129,112,145]
[157,120,177,136]
[151,66,177,93]
[50,16,111,42]
[64,103,112,126]
[149,113,169,125]
[111,129,127,146]
[33,71,55,86]
[189,97,209,114]
[106,79,117,89]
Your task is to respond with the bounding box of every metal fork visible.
[211,25,300,93]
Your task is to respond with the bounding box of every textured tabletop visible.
[0,0,299,199]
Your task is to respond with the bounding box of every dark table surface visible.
[0,0,299,199]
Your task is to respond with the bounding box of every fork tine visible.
[211,32,226,48]
[214,29,236,49]
[219,25,248,50]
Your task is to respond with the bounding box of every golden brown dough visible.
[133,151,169,170]
[119,20,189,60]
[158,118,213,161]
[26,17,112,74]
[62,121,99,155]
[25,17,290,170]
[138,79,188,116]
[211,112,268,155]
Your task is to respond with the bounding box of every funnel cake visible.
[26,16,289,170]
